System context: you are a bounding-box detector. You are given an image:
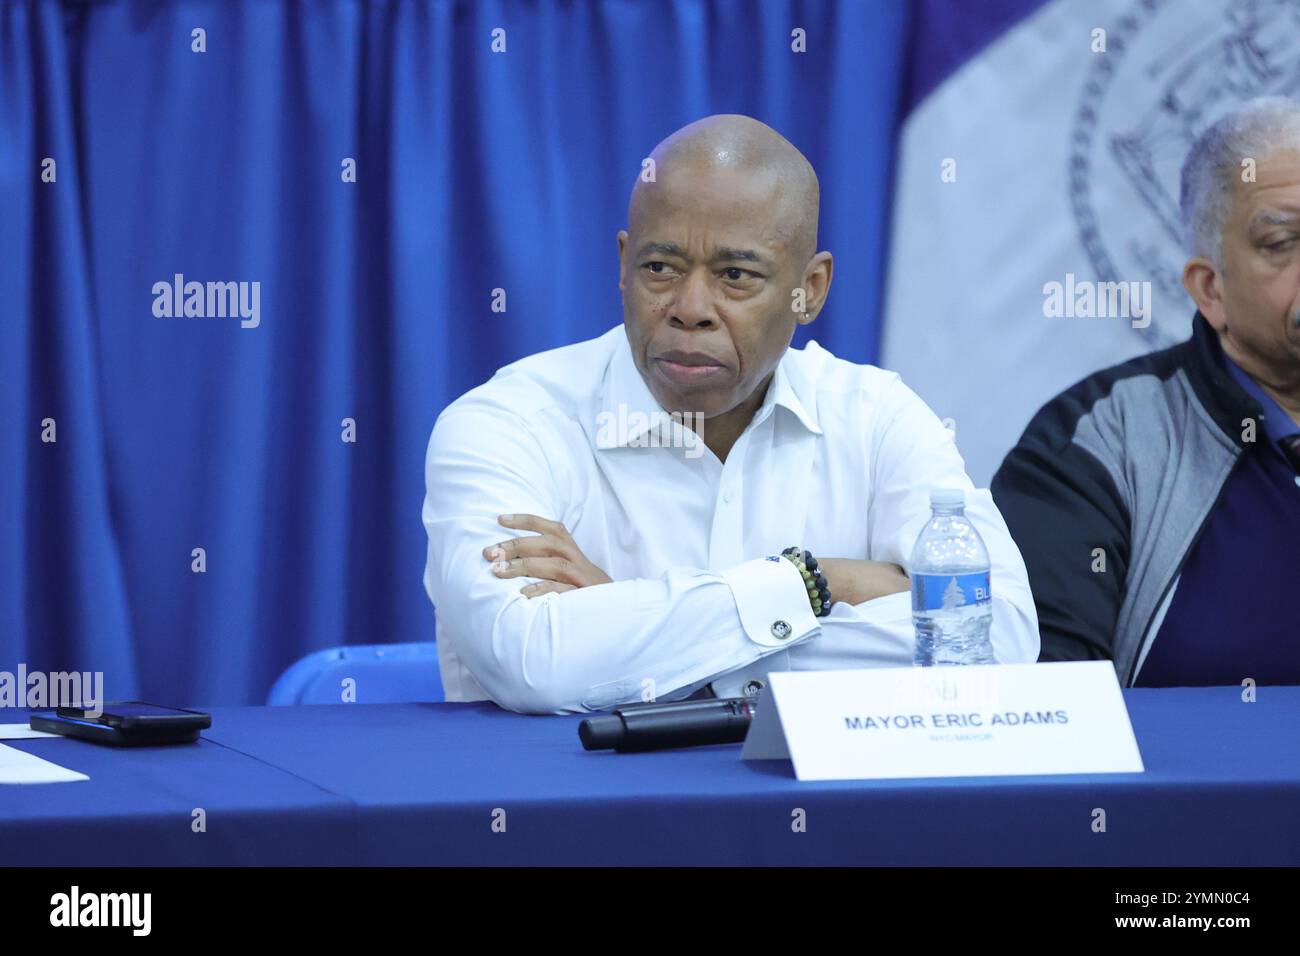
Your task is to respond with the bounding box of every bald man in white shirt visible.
[423,114,1039,714]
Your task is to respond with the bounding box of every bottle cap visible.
[930,488,965,509]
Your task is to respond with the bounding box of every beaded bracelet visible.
[780,546,832,617]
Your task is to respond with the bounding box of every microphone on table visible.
[578,697,759,753]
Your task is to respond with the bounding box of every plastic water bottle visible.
[911,489,994,666]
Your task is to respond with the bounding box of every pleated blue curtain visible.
[0,0,907,706]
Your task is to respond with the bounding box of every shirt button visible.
[723,488,735,503]
[771,620,792,639]
[743,679,766,697]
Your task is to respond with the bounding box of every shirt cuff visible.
[721,556,820,648]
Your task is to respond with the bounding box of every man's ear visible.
[1182,255,1227,332]
[797,251,834,325]
[617,231,629,293]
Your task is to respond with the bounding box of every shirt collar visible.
[760,349,823,436]
[596,329,822,450]
[1221,350,1300,446]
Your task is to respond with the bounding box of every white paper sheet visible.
[0,723,59,740]
[0,742,89,784]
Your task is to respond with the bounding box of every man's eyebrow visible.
[1249,209,1300,229]
[712,247,767,265]
[634,241,770,268]
[636,241,687,259]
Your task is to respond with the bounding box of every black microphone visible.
[578,697,759,752]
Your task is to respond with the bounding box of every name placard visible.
[740,661,1144,781]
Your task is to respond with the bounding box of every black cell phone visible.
[31,701,211,746]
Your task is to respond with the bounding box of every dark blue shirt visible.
[1224,354,1300,449]
[1137,352,1300,686]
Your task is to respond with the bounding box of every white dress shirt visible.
[422,324,1039,714]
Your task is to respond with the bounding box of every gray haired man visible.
[993,96,1300,687]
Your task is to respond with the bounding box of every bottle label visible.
[912,571,991,613]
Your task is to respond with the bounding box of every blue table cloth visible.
[2,686,1297,865]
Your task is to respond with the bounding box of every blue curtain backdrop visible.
[1,0,911,706]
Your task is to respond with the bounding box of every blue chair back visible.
[268,642,444,705]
